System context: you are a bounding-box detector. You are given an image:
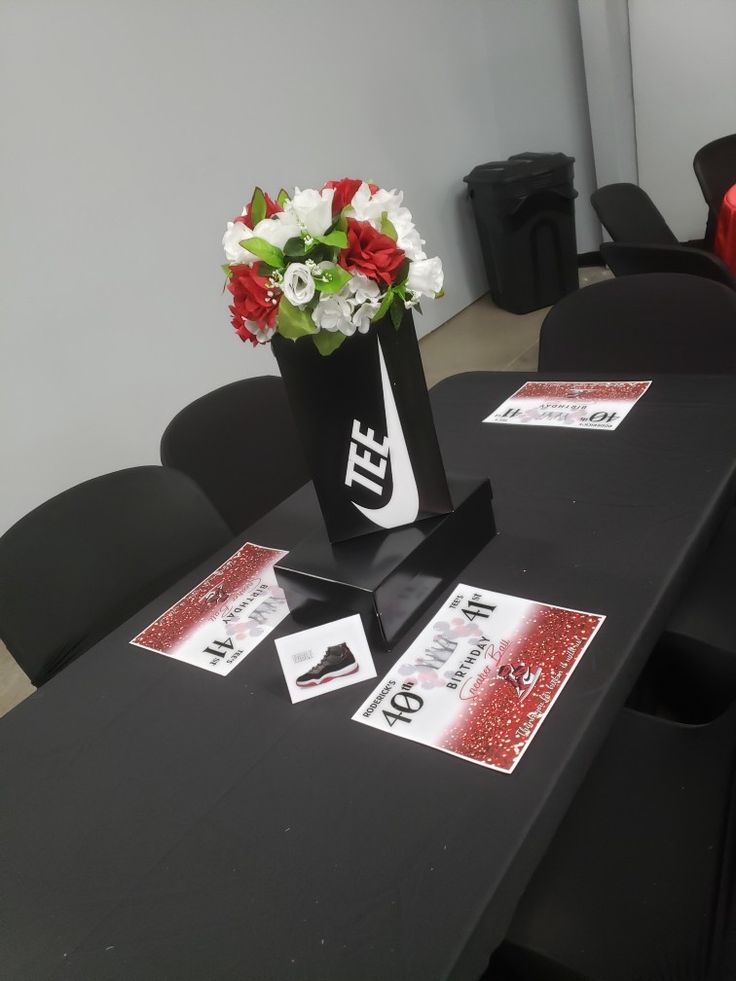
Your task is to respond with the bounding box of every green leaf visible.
[395,257,411,285]
[380,211,398,242]
[254,261,271,276]
[313,330,347,356]
[277,187,290,208]
[313,264,351,294]
[239,236,284,268]
[250,187,266,227]
[390,295,405,329]
[372,288,394,322]
[315,229,348,249]
[283,236,309,258]
[276,295,318,339]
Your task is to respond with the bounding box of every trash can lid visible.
[463,152,575,185]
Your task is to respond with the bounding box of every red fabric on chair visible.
[714,183,736,273]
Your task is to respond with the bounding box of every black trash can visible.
[464,152,579,314]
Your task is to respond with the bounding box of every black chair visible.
[487,698,736,981]
[538,272,736,374]
[0,467,230,687]
[694,134,736,247]
[499,275,736,980]
[601,241,736,290]
[160,377,309,535]
[590,182,678,245]
[538,273,736,710]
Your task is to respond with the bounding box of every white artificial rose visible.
[312,293,354,334]
[252,211,300,250]
[350,183,404,226]
[398,230,426,261]
[281,262,315,308]
[406,256,444,297]
[223,221,255,265]
[289,187,334,237]
[388,204,413,228]
[393,212,426,261]
[352,300,379,334]
[371,187,404,214]
[347,182,373,221]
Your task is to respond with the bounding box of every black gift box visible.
[275,476,495,649]
[272,311,453,544]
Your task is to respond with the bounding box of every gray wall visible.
[578,0,638,192]
[483,0,599,253]
[1,0,596,533]
[629,0,736,240]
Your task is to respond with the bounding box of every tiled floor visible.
[0,643,34,717]
[420,293,543,388]
[420,266,610,388]
[0,271,610,719]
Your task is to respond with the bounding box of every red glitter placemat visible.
[353,584,604,773]
[131,542,288,675]
[484,380,651,431]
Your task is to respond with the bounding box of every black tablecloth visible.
[3,372,736,981]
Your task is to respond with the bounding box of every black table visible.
[3,372,736,981]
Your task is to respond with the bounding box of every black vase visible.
[272,311,453,543]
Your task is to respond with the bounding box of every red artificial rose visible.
[227,264,280,343]
[235,192,282,230]
[323,178,362,215]
[338,218,405,286]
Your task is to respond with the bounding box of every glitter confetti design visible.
[440,604,603,772]
[515,380,650,402]
[353,585,604,774]
[132,543,287,653]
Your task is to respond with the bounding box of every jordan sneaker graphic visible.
[498,662,541,701]
[296,643,358,687]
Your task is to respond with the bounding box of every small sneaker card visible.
[275,614,377,703]
[484,380,651,431]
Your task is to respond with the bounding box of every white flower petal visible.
[347,273,381,304]
[223,221,256,265]
[289,187,334,237]
[406,256,444,297]
[253,212,300,250]
[348,182,373,219]
[281,262,315,308]
[352,300,380,334]
[313,293,354,335]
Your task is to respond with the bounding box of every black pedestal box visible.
[275,476,495,649]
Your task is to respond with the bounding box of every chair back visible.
[590,183,678,245]
[538,273,736,374]
[694,134,736,208]
[160,376,308,535]
[601,242,736,290]
[694,135,736,248]
[0,467,230,686]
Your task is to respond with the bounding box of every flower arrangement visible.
[222,178,444,355]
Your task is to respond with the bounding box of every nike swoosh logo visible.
[352,339,419,528]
